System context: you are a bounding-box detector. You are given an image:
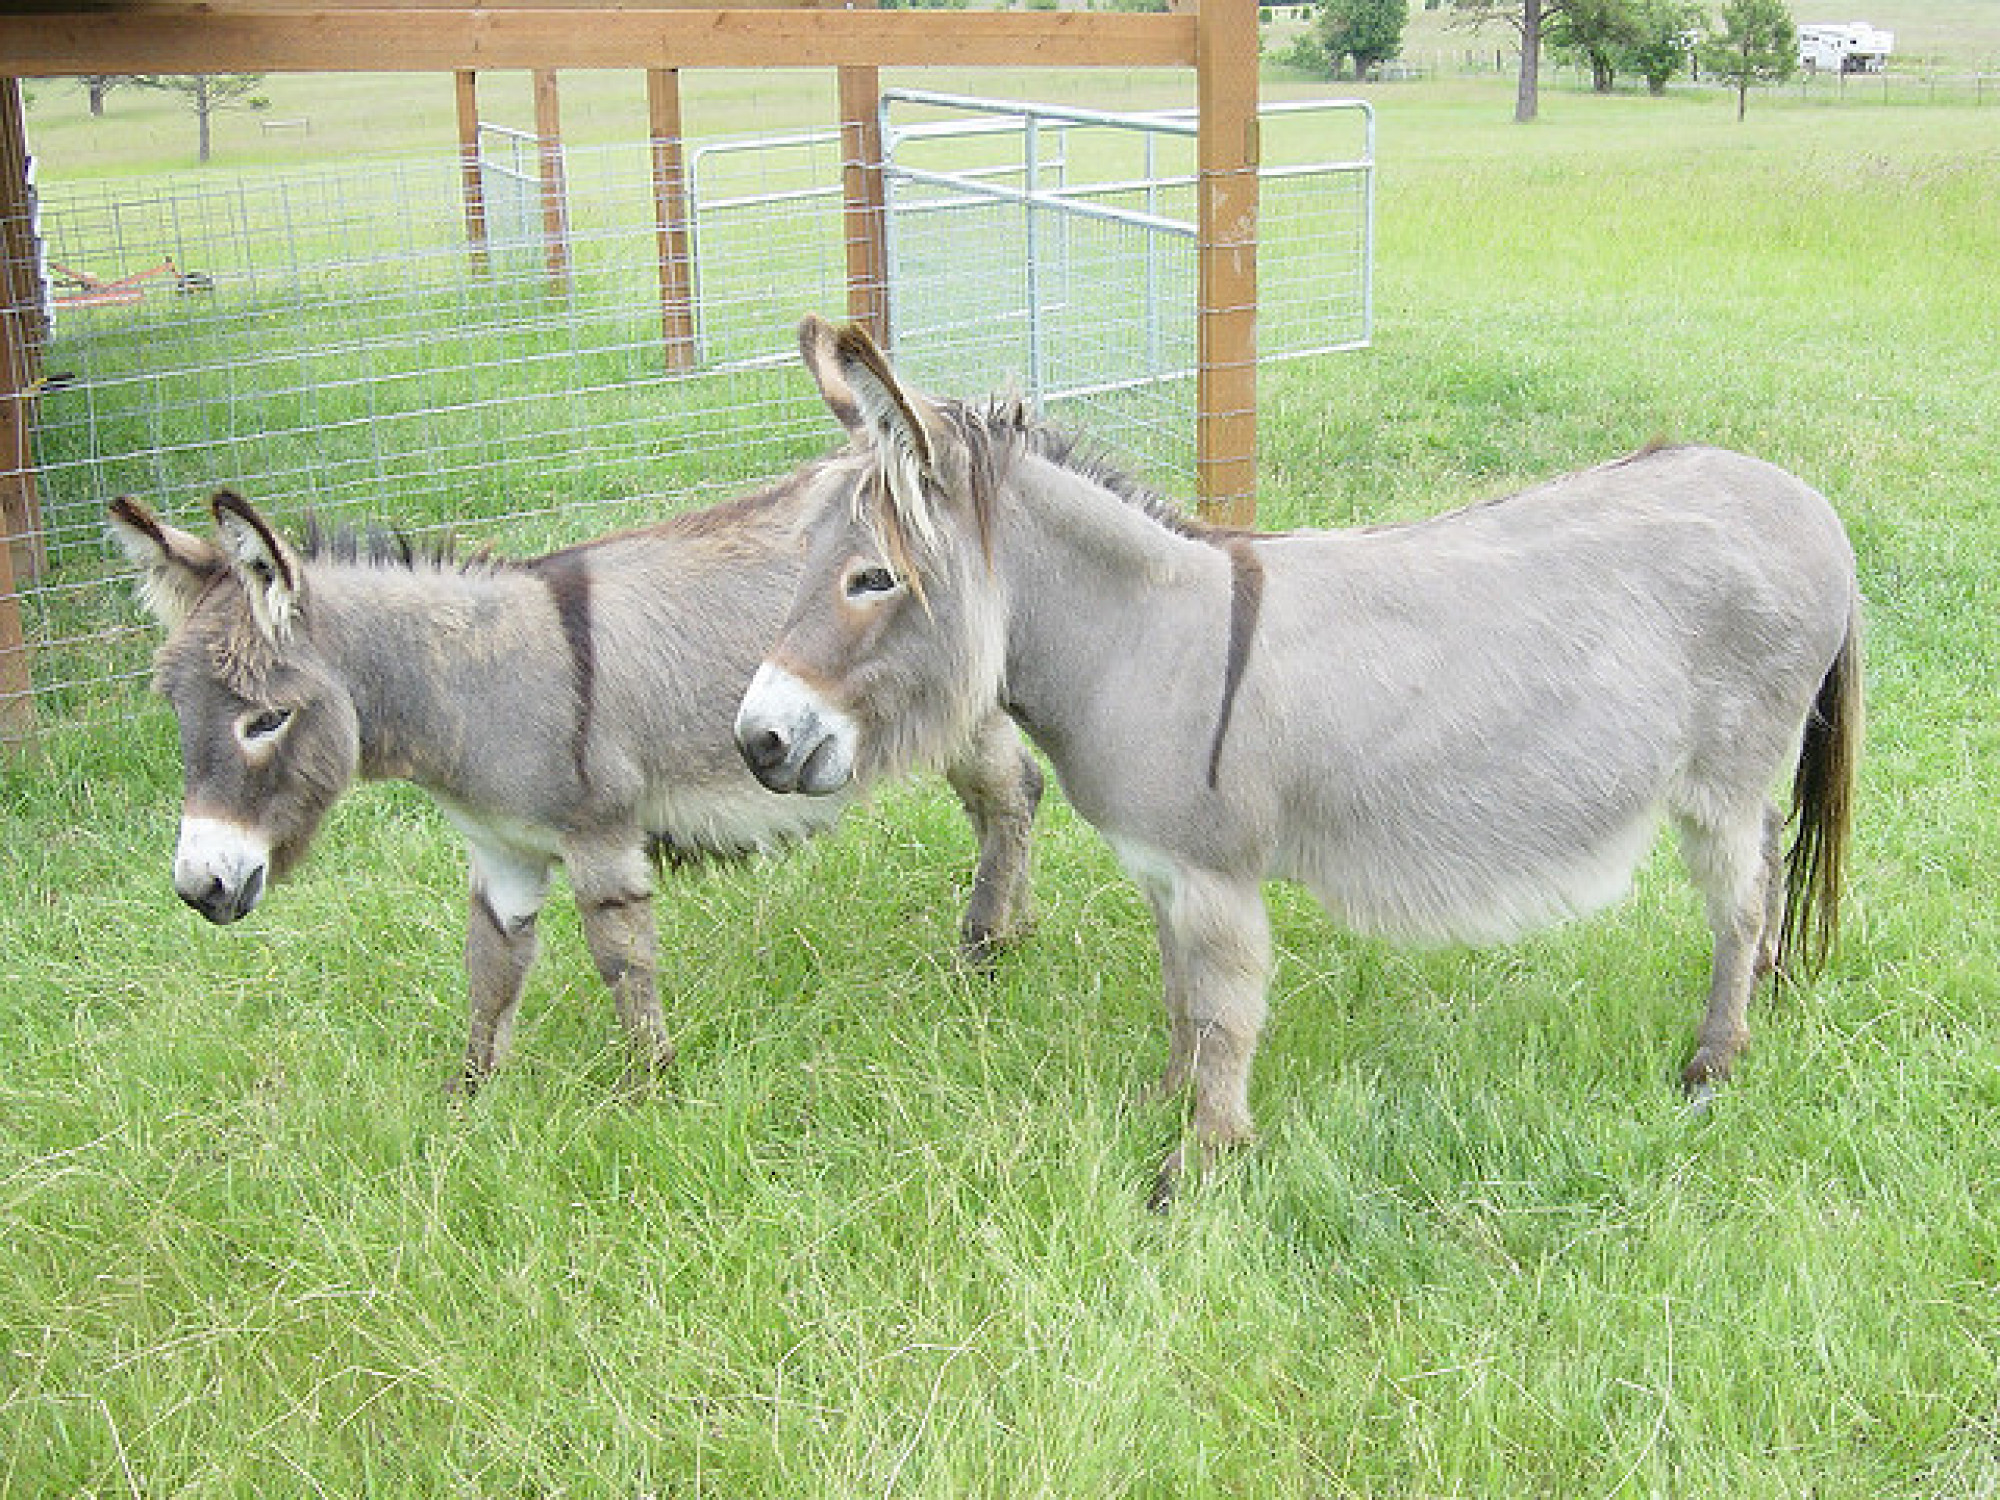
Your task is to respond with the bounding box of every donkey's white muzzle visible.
[174,815,272,925]
[735,663,858,797]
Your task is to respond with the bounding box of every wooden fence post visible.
[532,68,571,299]
[0,76,42,744]
[454,69,489,276]
[837,0,889,345]
[647,68,697,373]
[1194,0,1260,527]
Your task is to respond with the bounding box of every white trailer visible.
[1798,22,1895,74]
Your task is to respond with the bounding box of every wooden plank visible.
[0,9,1198,75]
[454,69,489,275]
[646,68,696,373]
[1193,0,1259,526]
[14,0,855,10]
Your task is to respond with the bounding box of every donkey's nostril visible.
[182,876,230,924]
[741,725,789,773]
[182,871,261,926]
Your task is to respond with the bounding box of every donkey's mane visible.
[930,395,1243,554]
[300,515,502,576]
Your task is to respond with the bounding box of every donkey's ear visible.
[209,489,304,643]
[831,322,940,474]
[800,314,866,441]
[831,322,972,553]
[107,495,224,632]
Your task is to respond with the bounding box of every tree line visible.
[1291,0,1798,120]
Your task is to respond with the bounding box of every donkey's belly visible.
[639,778,854,860]
[1283,801,1664,948]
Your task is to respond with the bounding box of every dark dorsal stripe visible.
[1207,537,1265,790]
[529,552,596,783]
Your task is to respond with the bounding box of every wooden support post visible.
[454,68,489,276]
[646,68,696,374]
[0,482,32,746]
[837,9,888,345]
[1194,0,1260,527]
[0,77,41,744]
[532,68,570,299]
[0,76,45,585]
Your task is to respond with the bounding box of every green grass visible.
[5,73,2000,1495]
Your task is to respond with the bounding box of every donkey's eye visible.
[241,707,292,742]
[845,565,901,599]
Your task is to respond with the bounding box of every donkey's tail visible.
[1776,607,1863,980]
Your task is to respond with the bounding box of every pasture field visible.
[5,71,2000,1495]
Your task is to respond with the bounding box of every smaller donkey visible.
[110,485,1041,1088]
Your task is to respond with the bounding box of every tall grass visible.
[3,77,1998,1495]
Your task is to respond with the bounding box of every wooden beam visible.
[646,68,696,373]
[1,9,1199,75]
[1193,0,1259,526]
[7,0,856,9]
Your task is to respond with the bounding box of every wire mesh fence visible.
[882,93,1373,482]
[3,96,1372,734]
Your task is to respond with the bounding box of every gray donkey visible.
[737,317,1863,1204]
[109,483,1041,1088]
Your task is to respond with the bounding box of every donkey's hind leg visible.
[943,711,1044,965]
[569,839,674,1087]
[461,840,555,1091]
[1677,797,1782,1094]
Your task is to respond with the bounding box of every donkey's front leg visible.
[943,712,1045,964]
[460,841,555,1091]
[568,840,674,1086]
[1125,857,1272,1209]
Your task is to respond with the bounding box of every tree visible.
[1317,0,1410,79]
[137,74,268,163]
[1547,0,1639,92]
[1460,0,1700,108]
[1702,0,1795,120]
[1621,0,1701,93]
[78,76,136,117]
[1454,0,1552,121]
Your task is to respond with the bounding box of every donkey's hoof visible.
[1679,1042,1740,1096]
[959,914,1037,970]
[958,926,1006,970]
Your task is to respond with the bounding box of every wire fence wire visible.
[4,98,1372,731]
[881,94,1373,481]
